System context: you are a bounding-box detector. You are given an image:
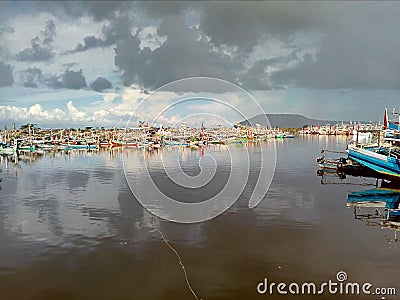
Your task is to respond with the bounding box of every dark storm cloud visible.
[65,35,103,54]
[83,1,127,22]
[15,20,56,62]
[19,67,43,88]
[34,1,187,22]
[114,15,240,89]
[62,62,78,69]
[62,69,87,89]
[271,3,400,90]
[110,2,339,90]
[90,77,112,92]
[38,1,130,22]
[0,26,13,61]
[198,2,332,53]
[15,44,54,62]
[39,69,87,90]
[44,74,63,89]
[65,14,133,54]
[113,32,141,86]
[5,2,400,91]
[17,66,89,90]
[198,2,400,90]
[0,61,14,87]
[239,60,271,91]
[133,2,190,19]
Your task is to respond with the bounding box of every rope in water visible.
[152,219,202,300]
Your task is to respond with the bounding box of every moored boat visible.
[347,144,400,180]
[110,139,137,147]
[62,143,98,150]
[346,109,400,181]
[99,140,111,147]
[18,145,35,152]
[0,146,16,155]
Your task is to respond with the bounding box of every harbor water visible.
[0,136,399,299]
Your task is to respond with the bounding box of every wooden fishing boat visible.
[62,142,98,150]
[347,109,400,181]
[36,143,55,150]
[99,140,111,147]
[18,145,35,152]
[0,146,16,155]
[110,139,137,147]
[347,144,400,180]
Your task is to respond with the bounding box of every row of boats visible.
[300,123,382,136]
[0,125,296,156]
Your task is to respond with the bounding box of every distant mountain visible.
[240,114,344,128]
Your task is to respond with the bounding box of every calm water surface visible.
[0,136,399,299]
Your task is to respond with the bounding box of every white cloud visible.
[66,100,92,122]
[93,109,110,118]
[0,103,67,123]
[103,92,119,103]
[0,101,94,125]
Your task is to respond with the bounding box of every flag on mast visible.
[383,108,389,129]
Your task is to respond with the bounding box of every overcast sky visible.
[0,1,400,127]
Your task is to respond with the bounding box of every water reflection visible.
[0,136,399,299]
[316,145,400,245]
[0,145,242,267]
[0,150,124,266]
[347,182,400,244]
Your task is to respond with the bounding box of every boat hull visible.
[62,144,98,150]
[0,147,16,155]
[348,145,400,178]
[110,140,137,147]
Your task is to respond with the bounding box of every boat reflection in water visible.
[347,181,400,244]
[316,152,400,243]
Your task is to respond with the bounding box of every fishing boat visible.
[99,140,111,147]
[110,139,137,147]
[0,146,16,155]
[152,143,161,149]
[35,143,55,151]
[0,139,18,155]
[317,156,341,170]
[62,141,98,150]
[209,139,224,145]
[347,109,400,180]
[347,144,400,180]
[163,140,189,146]
[352,129,373,143]
[18,145,35,152]
[384,108,400,130]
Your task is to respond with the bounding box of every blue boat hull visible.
[348,188,400,209]
[348,146,400,179]
[63,144,98,150]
